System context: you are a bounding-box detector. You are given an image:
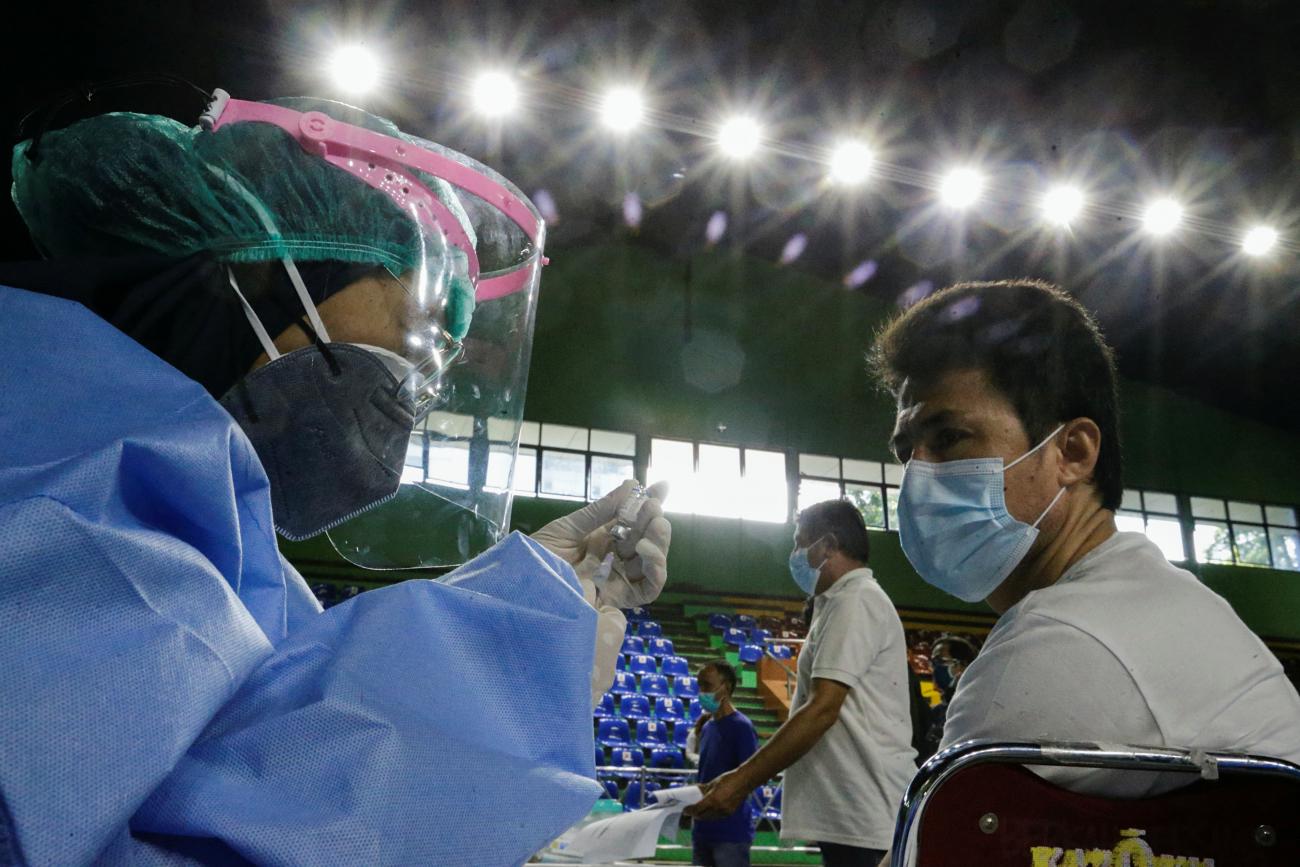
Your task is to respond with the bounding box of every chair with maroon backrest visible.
[890,740,1300,867]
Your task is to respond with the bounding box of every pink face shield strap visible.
[200,90,545,302]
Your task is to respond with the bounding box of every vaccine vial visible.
[609,484,650,541]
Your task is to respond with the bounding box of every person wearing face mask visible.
[688,500,917,867]
[870,279,1300,799]
[0,88,673,865]
[916,635,977,763]
[688,661,759,867]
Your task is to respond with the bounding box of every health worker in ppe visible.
[0,85,670,866]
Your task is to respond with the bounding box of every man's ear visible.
[1058,417,1102,489]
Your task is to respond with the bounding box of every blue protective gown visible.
[0,286,600,866]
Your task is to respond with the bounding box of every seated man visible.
[870,279,1300,797]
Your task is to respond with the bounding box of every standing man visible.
[691,660,760,867]
[688,500,917,867]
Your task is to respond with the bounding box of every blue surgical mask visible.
[788,536,828,596]
[698,692,720,714]
[897,425,1066,603]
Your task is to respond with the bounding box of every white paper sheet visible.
[559,787,703,863]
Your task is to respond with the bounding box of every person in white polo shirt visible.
[869,279,1300,802]
[687,500,917,867]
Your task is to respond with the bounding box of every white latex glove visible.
[532,479,672,610]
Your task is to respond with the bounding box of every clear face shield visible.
[206,92,545,569]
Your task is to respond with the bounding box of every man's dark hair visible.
[869,280,1123,511]
[701,659,738,693]
[796,499,871,563]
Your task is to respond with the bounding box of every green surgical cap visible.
[10,98,474,275]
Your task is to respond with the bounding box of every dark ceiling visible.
[3,0,1298,431]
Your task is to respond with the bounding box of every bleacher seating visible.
[622,779,660,811]
[654,696,686,723]
[596,745,604,767]
[768,644,794,660]
[674,724,690,747]
[648,637,675,658]
[610,747,645,776]
[611,671,638,696]
[723,627,747,647]
[750,627,772,645]
[734,614,756,630]
[636,719,669,748]
[597,718,631,748]
[628,654,658,676]
[708,613,732,630]
[688,699,704,721]
[621,635,645,656]
[640,673,670,698]
[738,643,764,665]
[660,655,690,678]
[650,747,685,769]
[616,654,626,671]
[673,676,700,698]
[620,694,651,721]
[594,692,617,719]
[600,778,620,799]
[639,621,663,638]
[625,607,650,623]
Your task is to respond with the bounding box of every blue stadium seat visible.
[739,643,765,665]
[768,644,794,660]
[734,614,757,630]
[640,674,670,698]
[707,613,732,631]
[597,718,631,748]
[636,719,669,749]
[673,676,700,699]
[600,779,620,800]
[620,694,651,721]
[594,692,618,719]
[660,655,690,678]
[654,696,686,723]
[596,745,605,768]
[757,785,782,821]
[647,637,675,658]
[625,606,650,623]
[723,627,748,647]
[650,747,685,769]
[639,621,663,638]
[673,723,690,747]
[688,699,704,721]
[610,747,646,778]
[621,635,645,656]
[616,653,627,671]
[611,671,638,697]
[628,654,658,677]
[624,619,639,636]
[622,780,660,811]
[750,627,772,645]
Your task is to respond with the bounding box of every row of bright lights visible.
[328,47,1285,258]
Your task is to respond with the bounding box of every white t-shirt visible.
[943,531,1300,796]
[781,568,919,849]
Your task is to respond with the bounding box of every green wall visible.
[283,240,1300,642]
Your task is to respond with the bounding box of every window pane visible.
[694,445,743,518]
[540,450,586,499]
[797,479,841,514]
[740,449,788,523]
[1193,521,1233,564]
[541,424,587,451]
[485,444,513,492]
[1115,510,1146,536]
[424,411,475,438]
[1143,492,1179,515]
[513,447,537,496]
[799,454,839,478]
[841,459,881,483]
[884,464,906,486]
[1233,525,1271,567]
[1146,516,1186,562]
[1191,497,1226,519]
[1265,506,1298,528]
[487,416,516,443]
[886,488,901,532]
[846,483,886,529]
[1270,528,1300,572]
[428,442,470,489]
[590,429,637,456]
[519,421,540,446]
[648,439,696,515]
[1228,501,1264,524]
[590,456,634,501]
[1121,490,1142,511]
